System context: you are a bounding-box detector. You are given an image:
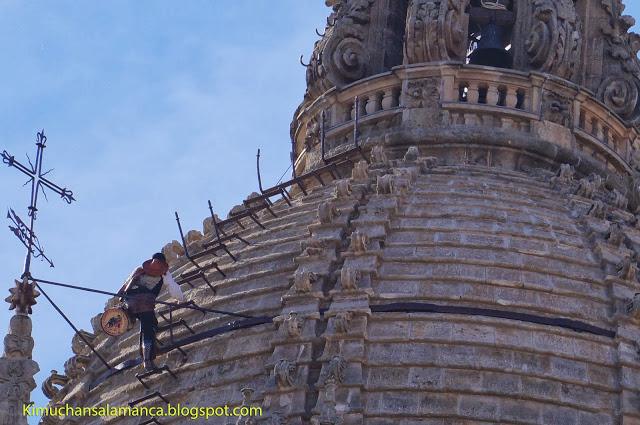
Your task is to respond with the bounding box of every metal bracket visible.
[135,366,177,390]
[128,391,169,407]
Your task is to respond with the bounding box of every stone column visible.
[0,278,40,425]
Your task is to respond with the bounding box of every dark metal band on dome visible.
[89,302,614,390]
[370,303,616,339]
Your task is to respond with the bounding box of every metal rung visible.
[203,232,250,249]
[196,241,237,262]
[157,318,195,335]
[136,366,177,390]
[157,301,203,322]
[220,208,266,230]
[129,391,169,407]
[139,418,162,425]
[157,316,273,355]
[176,267,220,291]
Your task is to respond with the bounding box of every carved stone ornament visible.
[3,315,34,359]
[274,359,297,389]
[281,313,303,339]
[404,78,440,109]
[333,312,353,334]
[321,0,375,87]
[203,213,221,236]
[339,267,361,292]
[607,222,625,247]
[42,370,70,400]
[319,356,347,386]
[64,355,90,380]
[525,0,581,80]
[5,278,39,315]
[352,160,369,180]
[301,239,326,257]
[627,293,640,319]
[419,156,439,173]
[370,145,388,165]
[0,311,39,425]
[404,146,420,162]
[318,202,339,225]
[235,387,257,425]
[575,174,603,199]
[598,0,640,124]
[162,240,185,265]
[599,76,639,121]
[617,254,639,282]
[610,188,629,210]
[376,174,395,195]
[551,164,575,192]
[292,271,317,294]
[349,230,369,253]
[186,229,204,246]
[404,0,470,64]
[305,117,321,150]
[334,180,353,199]
[587,200,608,219]
[71,330,96,356]
[542,91,573,126]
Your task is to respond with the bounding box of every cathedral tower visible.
[36,1,640,424]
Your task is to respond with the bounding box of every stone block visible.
[541,405,578,425]
[457,395,499,421]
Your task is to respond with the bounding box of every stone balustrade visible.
[293,64,639,177]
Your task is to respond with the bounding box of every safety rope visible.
[32,278,263,320]
[35,282,113,370]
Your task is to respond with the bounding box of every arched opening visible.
[467,0,515,69]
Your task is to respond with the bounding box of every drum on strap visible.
[100,306,134,337]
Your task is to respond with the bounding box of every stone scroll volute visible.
[404,0,471,64]
[303,0,409,102]
[519,0,582,81]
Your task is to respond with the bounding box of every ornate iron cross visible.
[2,130,75,278]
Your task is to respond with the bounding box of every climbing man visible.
[118,252,184,371]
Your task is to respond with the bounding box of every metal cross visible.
[2,130,75,278]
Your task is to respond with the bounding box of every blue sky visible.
[0,1,327,422]
[1,2,640,423]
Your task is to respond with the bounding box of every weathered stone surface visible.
[37,2,640,424]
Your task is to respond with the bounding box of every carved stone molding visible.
[596,0,640,125]
[352,160,369,180]
[404,0,470,64]
[318,202,339,225]
[162,240,185,265]
[403,78,440,110]
[273,359,297,390]
[42,370,70,400]
[542,91,573,127]
[0,312,39,425]
[291,271,317,294]
[524,0,581,81]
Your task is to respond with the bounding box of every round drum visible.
[100,307,133,337]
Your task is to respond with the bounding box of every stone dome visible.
[40,1,640,424]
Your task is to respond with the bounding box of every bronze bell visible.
[468,21,513,68]
[468,0,515,69]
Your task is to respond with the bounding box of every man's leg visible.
[139,312,157,371]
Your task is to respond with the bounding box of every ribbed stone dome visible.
[40,1,640,424]
[45,153,640,424]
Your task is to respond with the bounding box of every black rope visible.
[34,282,113,370]
[32,278,260,320]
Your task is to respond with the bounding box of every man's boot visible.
[142,340,157,371]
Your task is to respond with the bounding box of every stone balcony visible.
[293,64,639,182]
